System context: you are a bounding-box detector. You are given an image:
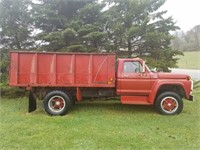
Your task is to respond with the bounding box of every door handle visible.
[123,74,129,77]
[139,73,147,77]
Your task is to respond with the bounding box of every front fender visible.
[148,80,188,104]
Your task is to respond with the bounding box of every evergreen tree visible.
[31,0,96,51]
[76,3,107,51]
[103,0,181,71]
[0,0,34,49]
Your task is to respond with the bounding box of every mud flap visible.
[28,91,37,112]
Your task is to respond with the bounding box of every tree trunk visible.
[15,34,21,50]
[93,40,98,49]
[127,38,132,58]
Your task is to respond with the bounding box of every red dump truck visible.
[9,51,194,115]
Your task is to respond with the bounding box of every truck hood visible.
[157,72,190,79]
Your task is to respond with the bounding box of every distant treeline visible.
[171,25,200,51]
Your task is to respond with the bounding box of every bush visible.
[1,85,27,98]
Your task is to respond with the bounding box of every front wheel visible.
[43,91,72,116]
[155,92,183,115]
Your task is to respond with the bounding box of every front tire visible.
[43,91,72,116]
[155,92,183,115]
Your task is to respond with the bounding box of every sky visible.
[160,0,200,32]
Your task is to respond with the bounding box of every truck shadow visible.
[72,100,156,115]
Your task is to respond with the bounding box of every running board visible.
[121,96,151,105]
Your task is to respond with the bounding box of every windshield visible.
[145,65,151,72]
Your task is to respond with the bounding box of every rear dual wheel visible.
[43,91,72,116]
[155,92,183,115]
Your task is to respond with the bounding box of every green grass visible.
[177,51,200,69]
[0,89,200,150]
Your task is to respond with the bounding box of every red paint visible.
[121,96,151,105]
[9,51,115,87]
[76,87,82,101]
[52,98,64,109]
[162,98,177,112]
[9,51,193,106]
[116,58,193,104]
[49,96,65,111]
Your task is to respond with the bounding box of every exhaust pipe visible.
[28,91,37,112]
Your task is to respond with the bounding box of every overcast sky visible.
[160,0,200,32]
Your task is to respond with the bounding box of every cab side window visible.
[124,61,142,73]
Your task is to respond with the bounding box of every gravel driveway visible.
[171,68,200,80]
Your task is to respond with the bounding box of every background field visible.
[177,51,200,69]
[0,89,199,150]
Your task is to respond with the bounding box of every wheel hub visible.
[53,99,63,109]
[48,96,66,112]
[55,101,61,106]
[167,103,172,107]
[161,97,178,113]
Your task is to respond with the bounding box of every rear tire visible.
[43,91,72,116]
[155,92,183,115]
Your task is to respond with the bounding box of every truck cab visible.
[116,58,193,115]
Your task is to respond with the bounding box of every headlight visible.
[190,80,193,94]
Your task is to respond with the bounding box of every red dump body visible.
[9,51,116,88]
[9,51,194,115]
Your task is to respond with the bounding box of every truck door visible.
[118,60,151,96]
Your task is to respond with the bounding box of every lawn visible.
[0,89,200,150]
[177,51,200,69]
